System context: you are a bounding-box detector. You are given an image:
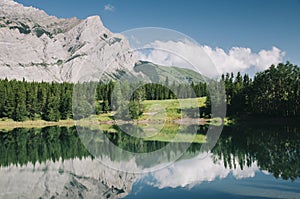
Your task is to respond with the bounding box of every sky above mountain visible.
[14,0,300,75]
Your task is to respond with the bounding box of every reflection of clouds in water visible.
[1,152,298,198]
[147,152,261,189]
[0,152,262,197]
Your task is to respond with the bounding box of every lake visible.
[0,123,299,198]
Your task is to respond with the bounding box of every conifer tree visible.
[13,82,27,121]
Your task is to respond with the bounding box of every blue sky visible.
[15,0,300,72]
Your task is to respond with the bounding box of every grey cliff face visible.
[0,0,137,82]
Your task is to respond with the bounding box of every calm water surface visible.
[0,124,299,198]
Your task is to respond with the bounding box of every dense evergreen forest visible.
[223,62,300,117]
[0,80,73,122]
[0,78,207,121]
[0,62,299,122]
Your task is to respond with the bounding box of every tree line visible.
[0,61,299,121]
[0,79,73,122]
[0,78,208,121]
[223,62,300,117]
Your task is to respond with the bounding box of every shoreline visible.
[0,117,214,131]
[2,115,299,131]
[0,119,76,131]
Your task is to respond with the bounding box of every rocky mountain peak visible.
[0,0,137,82]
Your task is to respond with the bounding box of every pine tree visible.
[26,83,38,120]
[60,84,72,120]
[3,80,15,118]
[129,101,140,119]
[37,83,47,116]
[13,82,27,121]
[0,80,6,118]
[42,85,60,122]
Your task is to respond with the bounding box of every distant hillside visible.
[134,61,205,84]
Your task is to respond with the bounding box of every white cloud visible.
[136,39,217,77]
[104,4,114,12]
[203,46,285,74]
[136,40,285,76]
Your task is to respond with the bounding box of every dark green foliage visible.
[226,62,300,118]
[42,84,61,121]
[59,84,73,119]
[56,59,63,65]
[140,81,207,101]
[129,101,142,119]
[65,54,82,62]
[54,28,63,34]
[34,27,52,38]
[0,127,91,167]
[1,61,298,122]
[13,81,27,121]
[0,79,73,121]
[103,100,110,113]
[9,23,31,34]
[26,83,38,120]
[1,124,299,181]
[249,62,300,117]
[213,124,300,181]
[0,79,7,118]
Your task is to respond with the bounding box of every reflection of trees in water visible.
[1,124,300,181]
[212,124,300,181]
[0,126,204,168]
[78,124,205,168]
[0,127,91,167]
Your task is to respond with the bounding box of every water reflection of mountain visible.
[0,124,299,198]
[0,157,135,199]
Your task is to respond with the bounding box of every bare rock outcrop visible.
[0,0,137,82]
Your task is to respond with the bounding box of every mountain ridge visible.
[0,0,205,83]
[0,0,137,82]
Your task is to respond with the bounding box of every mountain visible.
[0,0,137,82]
[0,0,205,83]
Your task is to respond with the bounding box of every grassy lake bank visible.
[0,97,210,130]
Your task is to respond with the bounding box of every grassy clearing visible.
[141,97,206,122]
